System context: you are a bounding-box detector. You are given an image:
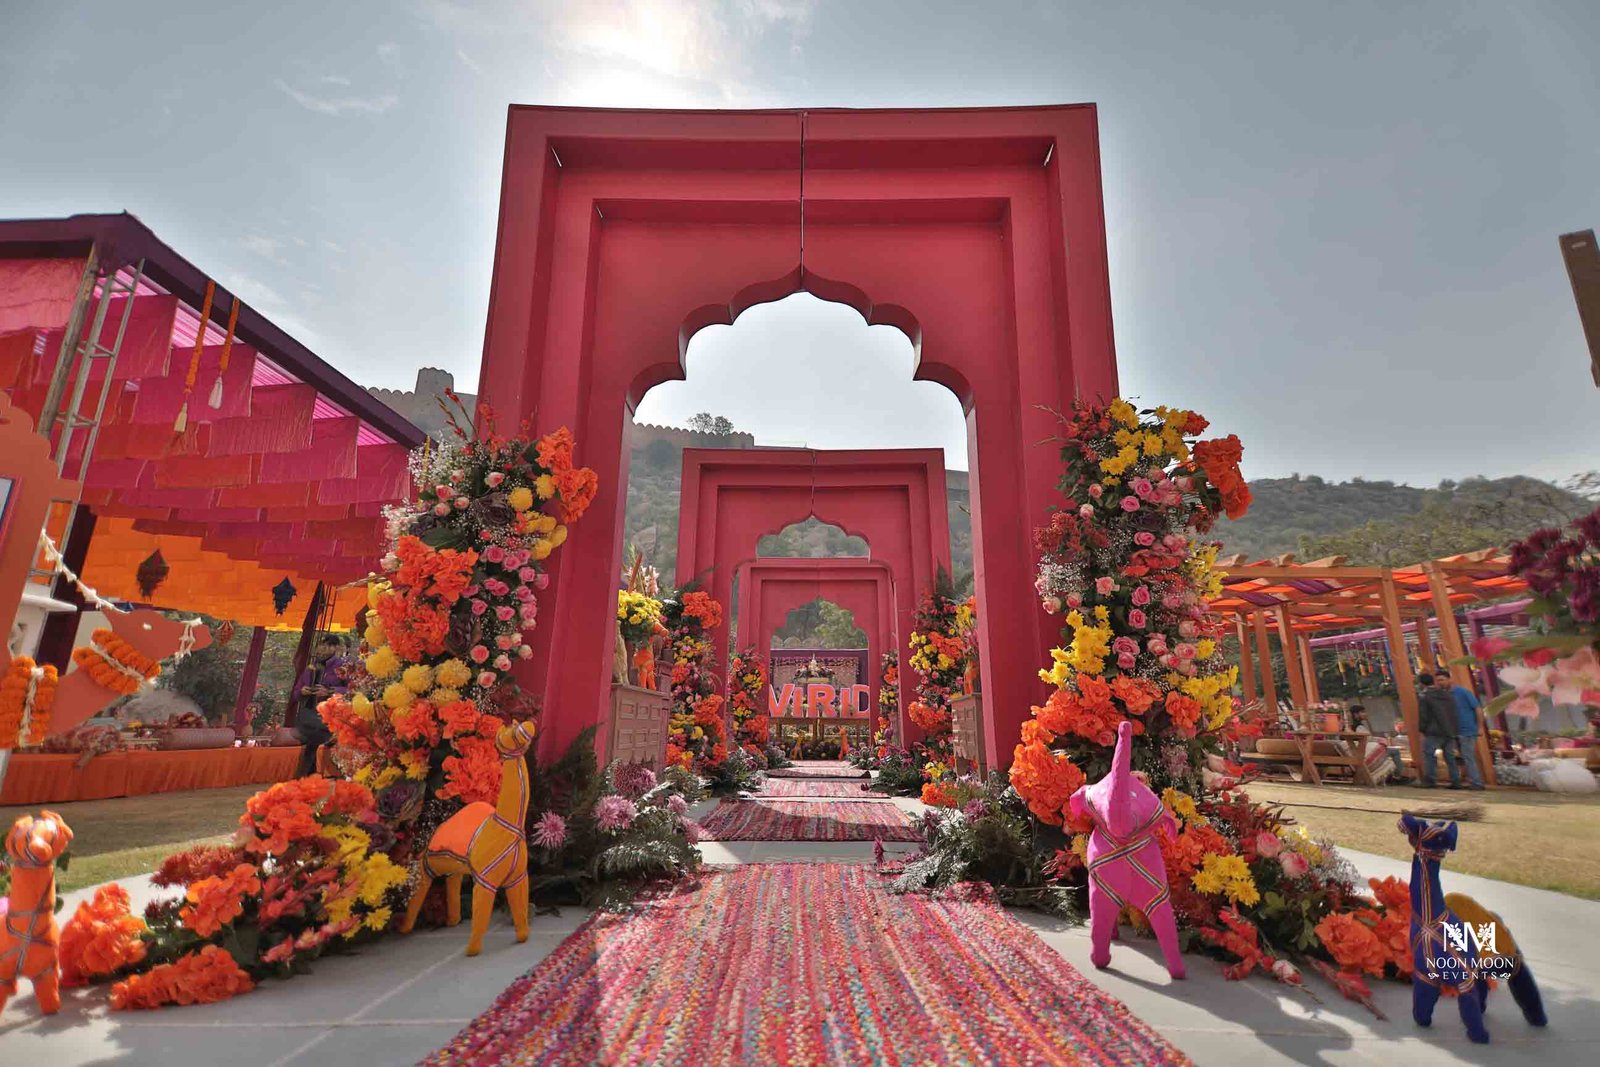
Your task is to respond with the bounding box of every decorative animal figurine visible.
[1400,813,1547,1044]
[1069,720,1186,979]
[399,720,536,956]
[0,810,74,1015]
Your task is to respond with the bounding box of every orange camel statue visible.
[0,810,74,1015]
[399,720,536,955]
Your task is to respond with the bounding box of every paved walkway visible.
[2,768,1595,1065]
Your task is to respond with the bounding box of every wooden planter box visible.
[608,683,670,768]
[951,693,986,776]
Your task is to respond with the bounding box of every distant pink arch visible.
[736,557,896,715]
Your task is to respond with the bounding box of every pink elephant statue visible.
[1069,719,1186,979]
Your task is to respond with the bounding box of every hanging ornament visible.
[216,619,237,647]
[272,577,297,615]
[135,550,170,599]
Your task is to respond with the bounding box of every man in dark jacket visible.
[1416,673,1462,789]
[293,634,348,777]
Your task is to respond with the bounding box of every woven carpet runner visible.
[700,798,923,842]
[766,761,869,779]
[424,864,1188,1066]
[754,778,880,798]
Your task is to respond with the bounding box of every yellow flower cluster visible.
[1184,542,1224,600]
[1161,787,1205,827]
[436,658,472,688]
[1192,852,1260,906]
[365,645,399,680]
[322,825,409,938]
[1285,825,1323,866]
[1064,608,1112,677]
[401,664,434,695]
[617,590,663,628]
[1098,403,1197,481]
[1169,667,1238,731]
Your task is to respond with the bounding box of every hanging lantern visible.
[272,577,297,615]
[135,550,170,599]
[216,619,237,647]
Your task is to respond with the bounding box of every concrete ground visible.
[1,789,1594,1065]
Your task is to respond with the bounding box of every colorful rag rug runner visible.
[754,778,880,798]
[766,761,870,779]
[423,864,1188,1066]
[700,798,923,842]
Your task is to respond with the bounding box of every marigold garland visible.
[0,655,58,747]
[70,630,160,695]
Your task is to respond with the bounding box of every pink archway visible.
[478,105,1119,763]
[677,448,948,741]
[737,557,896,718]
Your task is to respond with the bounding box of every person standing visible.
[1415,673,1462,789]
[1441,674,1486,790]
[293,634,347,777]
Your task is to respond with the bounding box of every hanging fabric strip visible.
[174,280,215,433]
[208,295,240,409]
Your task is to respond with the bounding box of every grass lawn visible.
[0,785,256,894]
[1244,780,1600,900]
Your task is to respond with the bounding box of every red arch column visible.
[477,106,1119,764]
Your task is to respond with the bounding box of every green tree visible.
[686,412,737,436]
[772,598,868,648]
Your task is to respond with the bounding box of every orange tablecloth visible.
[0,747,302,806]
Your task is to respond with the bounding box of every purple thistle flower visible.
[531,811,568,850]
[595,795,638,833]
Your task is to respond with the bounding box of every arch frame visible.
[478,105,1120,765]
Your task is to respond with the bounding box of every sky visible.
[3,0,1597,484]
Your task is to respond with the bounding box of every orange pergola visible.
[1212,548,1529,784]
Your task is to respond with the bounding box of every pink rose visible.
[450,468,465,484]
[484,546,506,563]
[433,503,451,516]
[1175,643,1196,661]
[1159,653,1177,668]
[1088,484,1104,499]
[1280,852,1310,879]
[494,654,512,671]
[496,634,515,649]
[1134,531,1156,547]
[1131,477,1154,498]
[1120,496,1140,512]
[1112,636,1140,656]
[1146,636,1167,653]
[1131,585,1151,606]
[1128,609,1147,629]
[496,606,515,621]
[518,645,534,659]
[520,604,538,622]
[519,567,538,582]
[1255,831,1282,859]
[1042,595,1062,614]
[435,486,451,500]
[1065,593,1083,609]
[1095,577,1116,596]
[454,496,470,509]
[1079,504,1095,518]
[485,471,506,488]
[1162,594,1184,610]
[534,573,550,590]
[1178,620,1198,638]
[470,599,488,616]
[1118,653,1138,670]
[463,584,481,597]
[469,645,489,663]
[1097,731,1116,747]
[478,671,498,688]
[516,586,534,601]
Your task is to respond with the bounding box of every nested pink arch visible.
[676,448,949,743]
[478,105,1119,765]
[736,558,896,721]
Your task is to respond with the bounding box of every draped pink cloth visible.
[0,258,86,335]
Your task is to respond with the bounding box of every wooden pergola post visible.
[1252,611,1279,717]
[1380,570,1424,772]
[1424,562,1497,786]
[1416,616,1437,674]
[1236,614,1257,704]
[1298,634,1321,703]
[1275,607,1309,711]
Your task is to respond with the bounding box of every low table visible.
[1248,731,1377,787]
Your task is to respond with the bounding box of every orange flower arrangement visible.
[438,699,483,738]
[555,466,599,523]
[241,776,376,856]
[921,781,959,807]
[59,884,148,986]
[680,590,723,629]
[536,426,575,471]
[1163,691,1203,736]
[1314,910,1387,977]
[391,699,441,746]
[439,733,503,804]
[181,863,262,937]
[71,629,159,695]
[110,945,255,1010]
[1192,435,1252,519]
[0,655,58,747]
[1007,740,1086,825]
[907,699,951,733]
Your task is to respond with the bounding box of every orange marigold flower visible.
[439,734,502,805]
[1368,875,1409,913]
[1314,910,1387,977]
[921,782,958,807]
[680,590,723,629]
[181,864,262,937]
[1110,676,1160,716]
[536,426,576,472]
[555,466,599,523]
[59,884,148,987]
[1164,692,1203,736]
[393,699,442,746]
[438,699,482,739]
[1008,741,1085,826]
[110,944,254,1010]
